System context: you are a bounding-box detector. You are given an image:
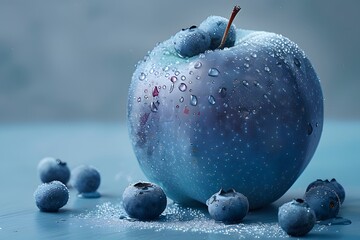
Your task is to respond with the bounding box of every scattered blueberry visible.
[71,165,101,197]
[304,185,340,220]
[173,25,211,57]
[37,157,70,184]
[122,182,167,220]
[278,198,316,237]
[34,181,69,212]
[306,179,327,192]
[306,178,345,204]
[329,178,345,204]
[199,16,236,50]
[206,189,249,223]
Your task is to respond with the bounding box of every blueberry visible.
[34,181,69,212]
[71,165,101,195]
[206,189,249,223]
[37,157,70,184]
[329,178,345,204]
[122,182,167,220]
[304,185,340,220]
[306,179,327,192]
[278,198,316,236]
[199,16,236,50]
[173,25,211,58]
[306,178,345,204]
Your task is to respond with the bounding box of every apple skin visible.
[127,29,323,209]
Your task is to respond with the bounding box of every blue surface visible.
[0,120,359,239]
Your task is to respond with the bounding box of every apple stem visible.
[218,5,241,49]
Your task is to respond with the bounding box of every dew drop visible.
[194,61,202,69]
[163,66,170,72]
[196,76,201,80]
[152,86,159,97]
[179,97,184,103]
[208,68,220,77]
[264,66,270,72]
[175,71,180,76]
[239,107,250,119]
[242,80,249,87]
[294,57,301,67]
[245,56,250,61]
[189,71,194,75]
[208,95,216,105]
[244,63,250,68]
[251,53,257,58]
[139,72,146,81]
[165,73,170,77]
[181,75,186,81]
[190,95,198,106]
[307,123,313,135]
[137,97,141,102]
[169,83,174,93]
[179,83,187,92]
[254,81,260,87]
[170,76,178,83]
[149,68,154,74]
[150,101,159,112]
[218,87,227,98]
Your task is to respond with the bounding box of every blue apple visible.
[127,6,323,209]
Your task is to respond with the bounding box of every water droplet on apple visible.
[181,75,186,81]
[139,73,146,81]
[218,87,227,98]
[163,66,170,72]
[152,86,159,97]
[208,95,216,105]
[137,97,141,102]
[307,123,313,135]
[251,53,257,58]
[245,56,250,61]
[194,61,202,69]
[264,66,270,72]
[294,57,301,67]
[179,97,184,103]
[165,73,170,77]
[170,76,177,83]
[179,83,187,92]
[190,95,198,106]
[189,71,194,75]
[175,71,180,76]
[170,83,174,93]
[242,80,249,87]
[149,68,154,74]
[244,63,250,68]
[254,81,260,87]
[208,68,220,77]
[239,107,250,119]
[150,101,159,112]
[196,76,201,80]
